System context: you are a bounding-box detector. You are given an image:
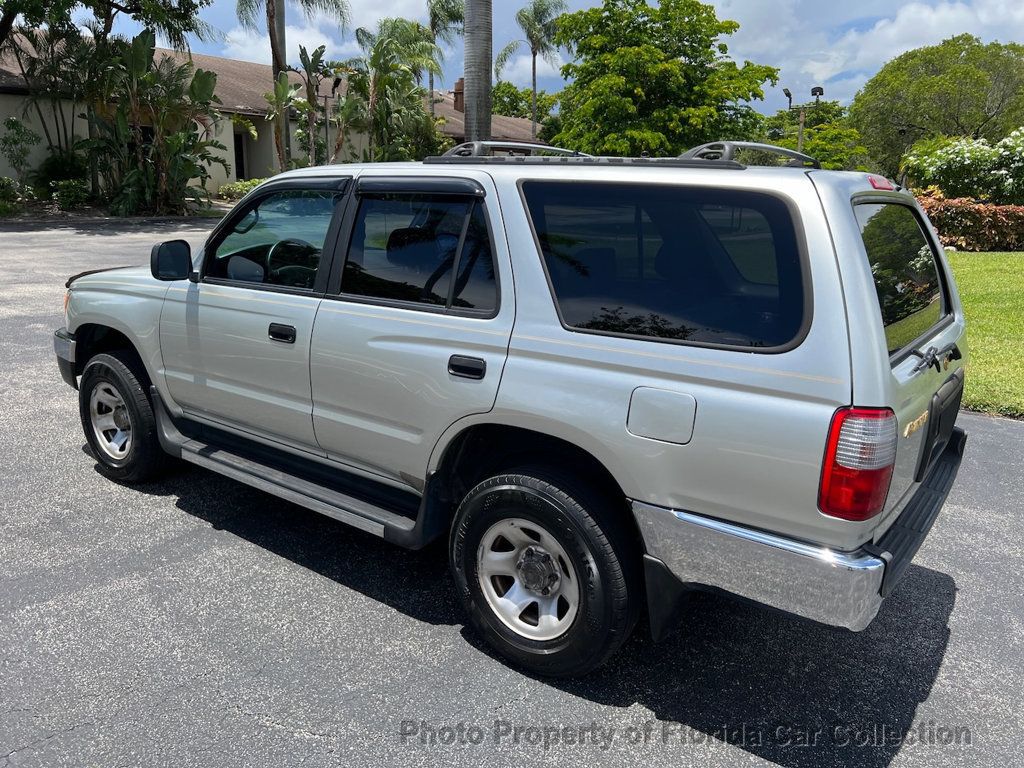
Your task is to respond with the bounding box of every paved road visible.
[1,220,1022,768]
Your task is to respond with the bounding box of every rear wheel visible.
[450,467,640,676]
[79,350,164,484]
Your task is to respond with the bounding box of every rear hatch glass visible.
[854,203,948,355]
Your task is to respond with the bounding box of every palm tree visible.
[342,18,441,161]
[236,0,350,169]
[426,0,464,117]
[495,0,566,138]
[463,0,491,141]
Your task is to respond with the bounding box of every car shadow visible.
[132,463,955,768]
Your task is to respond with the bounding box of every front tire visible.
[79,350,164,484]
[450,468,640,676]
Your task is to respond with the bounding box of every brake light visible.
[868,175,895,190]
[819,407,897,521]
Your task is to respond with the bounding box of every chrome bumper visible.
[54,328,77,389]
[634,503,886,632]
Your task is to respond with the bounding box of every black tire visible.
[449,467,641,677]
[79,350,165,484]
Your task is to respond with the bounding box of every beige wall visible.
[0,92,89,179]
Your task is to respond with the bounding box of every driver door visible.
[160,180,348,450]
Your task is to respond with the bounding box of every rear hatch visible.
[825,181,968,537]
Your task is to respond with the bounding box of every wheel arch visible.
[424,421,645,559]
[74,323,151,387]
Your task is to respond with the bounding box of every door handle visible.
[448,355,486,380]
[268,323,297,343]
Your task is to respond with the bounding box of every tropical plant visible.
[79,30,227,215]
[553,0,777,156]
[338,18,443,162]
[292,44,335,167]
[235,0,350,169]
[263,71,301,171]
[426,0,464,117]
[0,117,41,185]
[902,129,1024,204]
[496,0,567,138]
[463,0,492,141]
[850,35,1024,176]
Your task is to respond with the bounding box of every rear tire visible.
[450,466,640,676]
[79,350,164,484]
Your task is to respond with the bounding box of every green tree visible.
[762,100,867,170]
[850,34,1024,176]
[496,0,567,138]
[426,0,464,117]
[553,0,777,156]
[292,44,335,167]
[491,80,557,121]
[264,72,301,171]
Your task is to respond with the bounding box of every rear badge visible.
[903,410,929,439]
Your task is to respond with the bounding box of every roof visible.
[0,37,539,141]
[429,89,539,143]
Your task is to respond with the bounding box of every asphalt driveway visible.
[1,219,1022,768]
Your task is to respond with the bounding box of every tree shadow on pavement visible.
[137,463,955,768]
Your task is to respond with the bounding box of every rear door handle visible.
[268,323,296,343]
[448,355,486,380]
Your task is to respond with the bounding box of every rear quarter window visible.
[854,202,948,355]
[521,181,807,350]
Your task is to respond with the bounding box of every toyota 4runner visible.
[54,141,968,676]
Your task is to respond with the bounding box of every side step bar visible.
[150,387,447,549]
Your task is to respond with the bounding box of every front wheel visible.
[449,468,641,677]
[79,350,165,484]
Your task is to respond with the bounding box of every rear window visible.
[855,203,948,355]
[521,182,806,349]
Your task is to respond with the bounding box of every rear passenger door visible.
[309,174,513,486]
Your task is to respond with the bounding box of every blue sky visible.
[108,0,1024,114]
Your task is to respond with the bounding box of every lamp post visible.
[781,86,824,154]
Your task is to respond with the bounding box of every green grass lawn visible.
[947,251,1024,418]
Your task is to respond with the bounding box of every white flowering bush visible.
[903,129,1024,203]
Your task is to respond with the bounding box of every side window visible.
[206,190,338,290]
[855,203,948,355]
[522,181,805,349]
[341,193,498,313]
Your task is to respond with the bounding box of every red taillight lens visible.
[818,407,897,521]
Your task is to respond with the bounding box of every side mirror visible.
[151,240,192,281]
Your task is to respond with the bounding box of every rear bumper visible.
[635,426,966,639]
[53,328,77,389]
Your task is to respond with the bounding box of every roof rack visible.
[442,140,590,158]
[423,154,745,169]
[680,141,821,169]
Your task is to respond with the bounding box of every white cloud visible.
[222,22,358,65]
[501,52,563,88]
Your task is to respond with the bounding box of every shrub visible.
[51,179,90,210]
[31,150,89,198]
[0,117,41,184]
[918,191,1024,252]
[0,175,35,215]
[903,129,1024,203]
[218,178,267,200]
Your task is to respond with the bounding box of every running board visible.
[179,440,414,538]
[150,387,447,549]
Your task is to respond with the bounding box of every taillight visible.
[818,407,897,521]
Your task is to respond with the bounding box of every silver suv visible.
[54,142,968,676]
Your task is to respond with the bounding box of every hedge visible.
[917,193,1024,252]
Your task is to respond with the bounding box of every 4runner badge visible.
[903,410,929,438]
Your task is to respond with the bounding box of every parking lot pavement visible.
[1,220,1022,768]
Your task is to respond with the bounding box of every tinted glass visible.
[450,204,497,311]
[522,182,805,348]
[855,203,947,354]
[207,190,337,290]
[343,194,497,312]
